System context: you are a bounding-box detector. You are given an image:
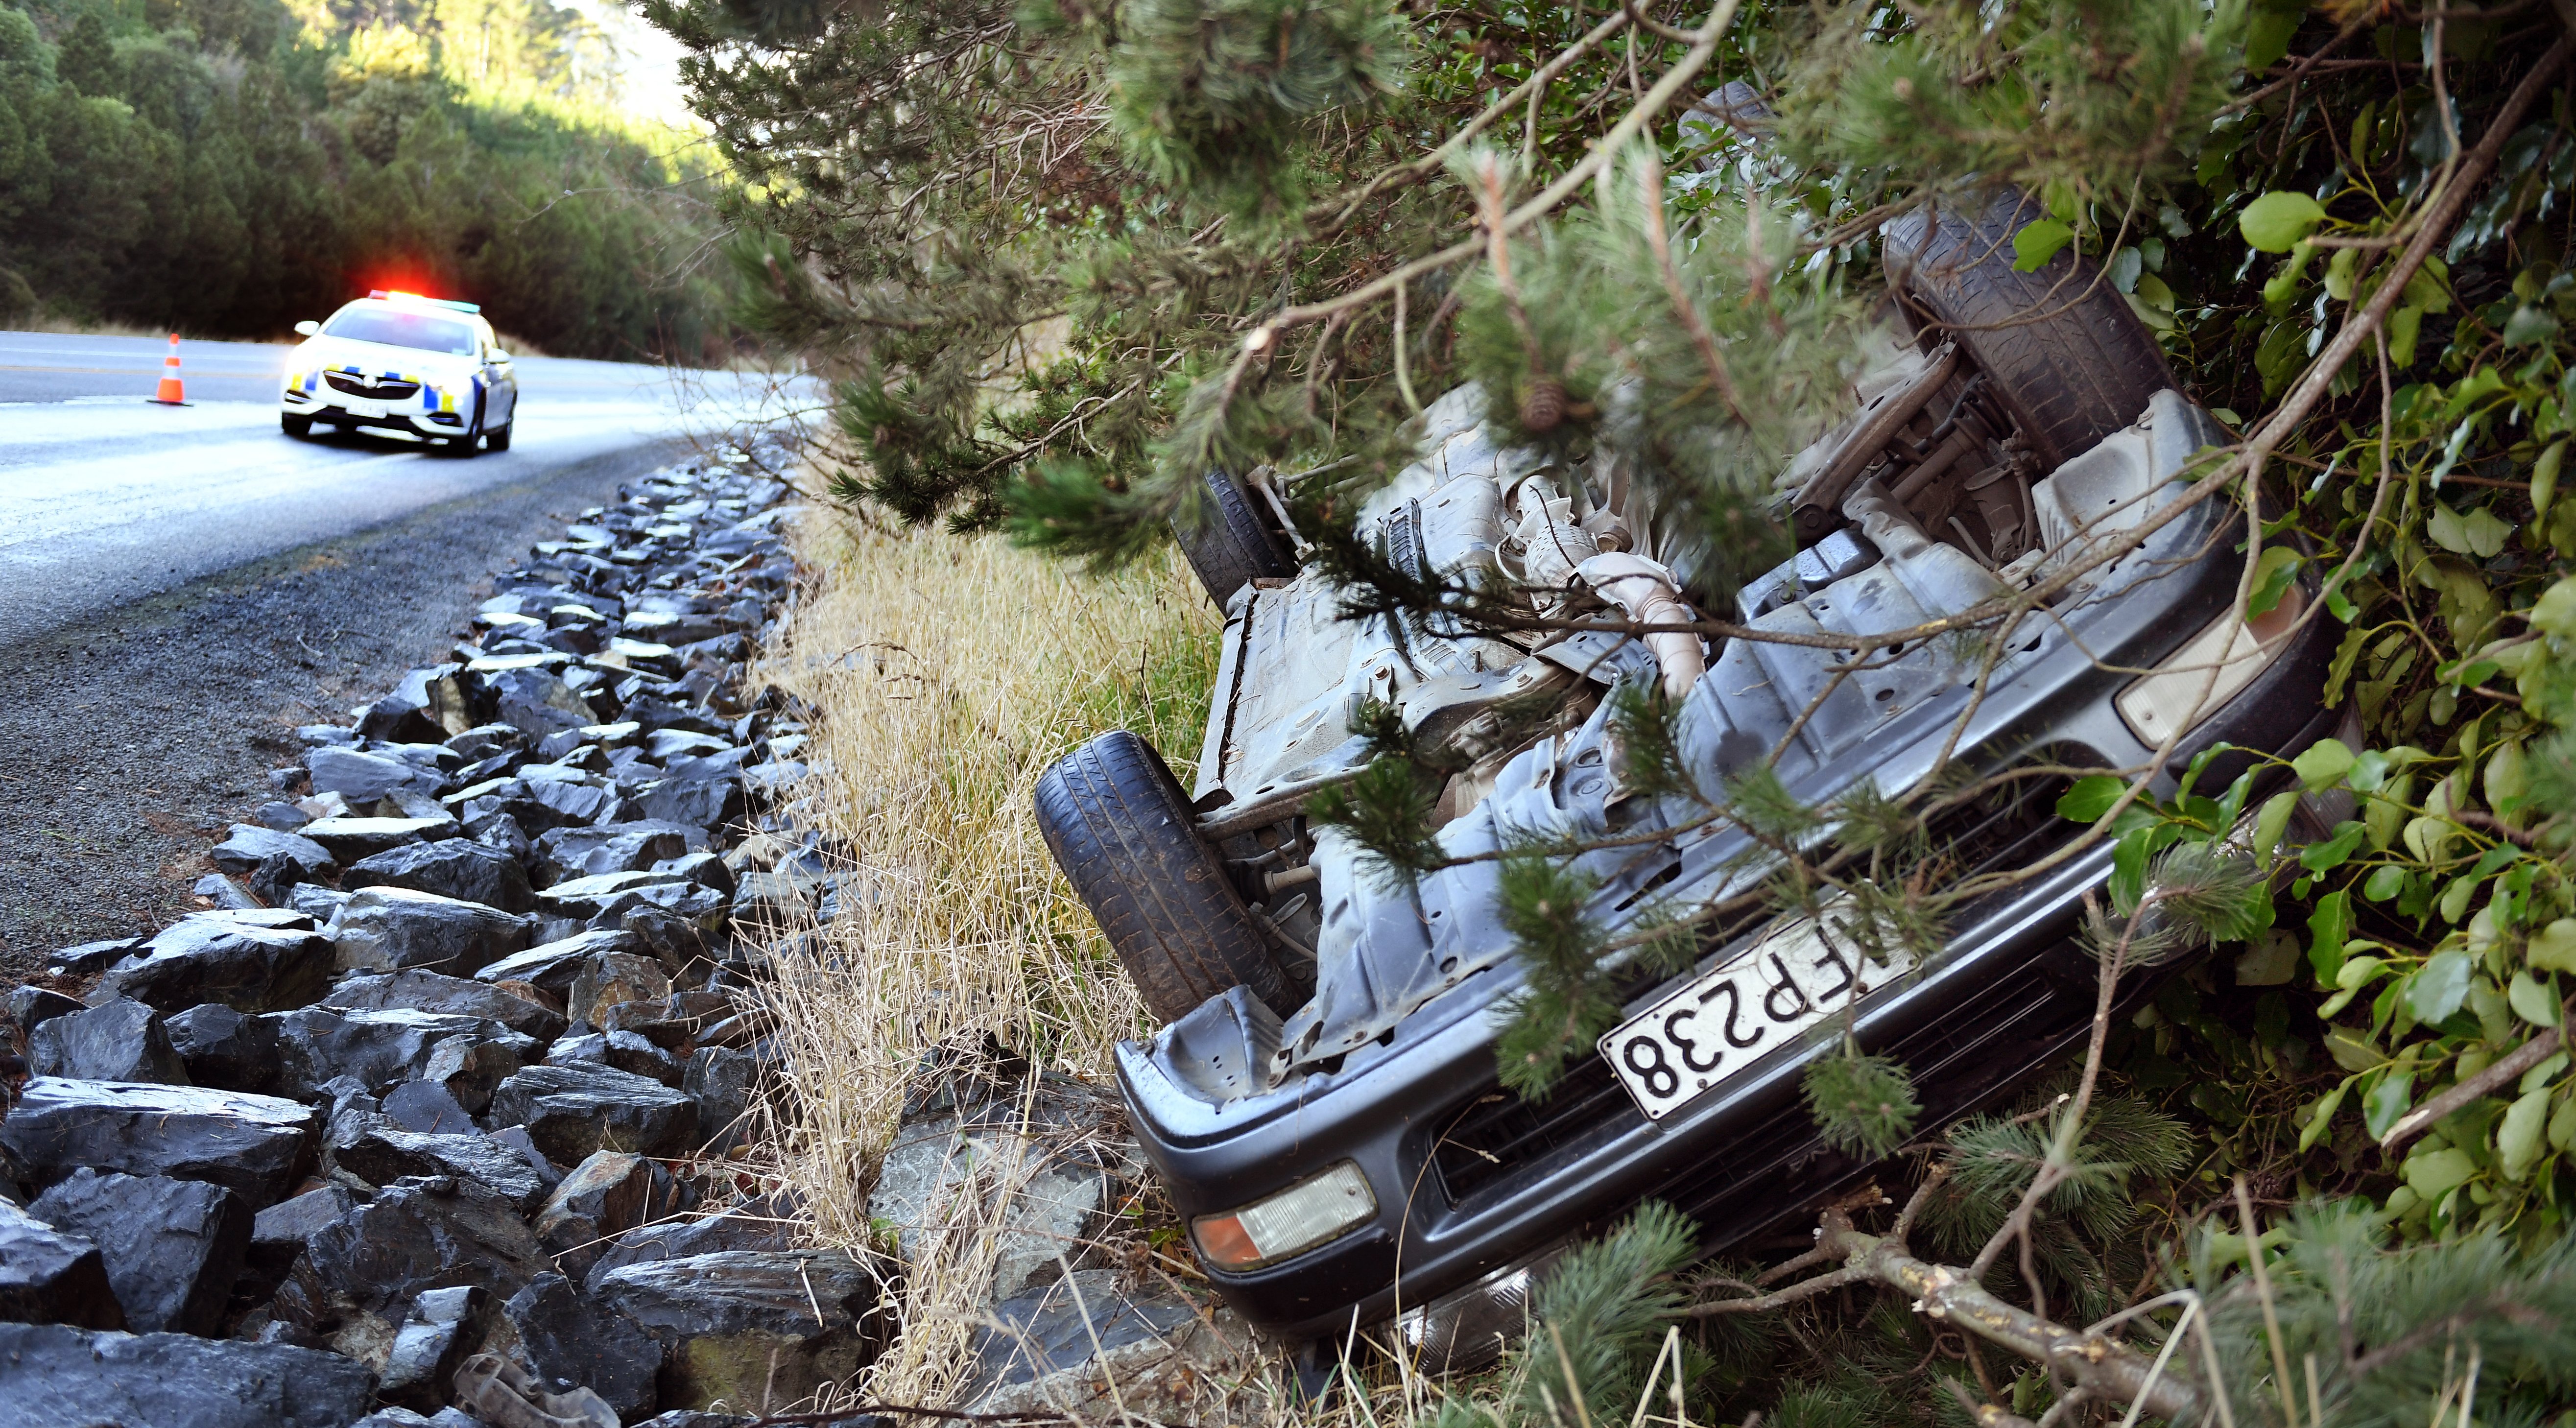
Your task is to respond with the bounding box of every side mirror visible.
[293,320,320,337]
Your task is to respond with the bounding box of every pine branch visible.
[1941,1378,2038,1428]
[1799,1206,2205,1423]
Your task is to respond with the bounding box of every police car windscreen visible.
[324,309,476,355]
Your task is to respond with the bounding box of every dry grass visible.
[750,511,1225,1407]
[750,510,1522,1426]
[8,312,188,340]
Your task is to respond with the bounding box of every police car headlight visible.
[1190,1161,1375,1270]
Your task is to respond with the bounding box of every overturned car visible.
[1033,187,2338,1359]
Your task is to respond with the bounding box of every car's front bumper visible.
[1118,601,2343,1345]
[282,376,473,436]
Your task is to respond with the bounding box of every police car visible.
[280,291,519,454]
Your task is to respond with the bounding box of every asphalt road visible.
[0,328,806,974]
[0,330,791,644]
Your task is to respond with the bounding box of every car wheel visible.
[445,395,485,458]
[281,414,312,437]
[1172,467,1296,608]
[1035,728,1296,1023]
[1882,188,2180,470]
[484,419,512,453]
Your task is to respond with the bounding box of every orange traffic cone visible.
[150,333,187,405]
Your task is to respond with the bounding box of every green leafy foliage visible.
[2238,190,2325,252]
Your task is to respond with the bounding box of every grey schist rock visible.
[592,1251,881,1414]
[379,1079,478,1135]
[504,1271,664,1420]
[298,815,459,861]
[487,1061,698,1165]
[270,1176,546,1349]
[0,1197,124,1329]
[530,1151,656,1277]
[323,968,569,1043]
[248,1184,358,1284]
[306,745,446,803]
[0,1079,319,1208]
[378,1284,492,1412]
[637,778,744,833]
[267,1006,537,1103]
[867,1106,1119,1301]
[0,1322,376,1428]
[28,999,191,1084]
[961,1269,1241,1423]
[209,824,336,882]
[486,666,596,738]
[345,838,537,914]
[332,886,532,977]
[535,868,688,919]
[684,1045,764,1152]
[565,952,672,1027]
[27,1169,253,1335]
[165,1003,285,1094]
[446,723,523,761]
[547,1028,683,1086]
[89,911,334,1015]
[582,1207,794,1295]
[326,1118,549,1212]
[6,986,85,1034]
[534,821,703,886]
[47,935,145,978]
[360,665,474,745]
[474,928,637,995]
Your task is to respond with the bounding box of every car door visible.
[478,324,518,426]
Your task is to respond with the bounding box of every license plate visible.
[1598,915,1916,1121]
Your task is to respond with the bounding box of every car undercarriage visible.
[1034,173,2342,1357]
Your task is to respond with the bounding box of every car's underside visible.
[1035,185,2343,1352]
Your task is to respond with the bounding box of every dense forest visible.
[0,0,738,360]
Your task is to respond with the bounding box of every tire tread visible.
[1172,469,1295,607]
[1034,730,1290,1023]
[1885,190,2177,468]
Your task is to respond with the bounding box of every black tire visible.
[280,413,312,437]
[1883,188,2179,470]
[485,418,512,452]
[1172,468,1295,607]
[1035,729,1293,1023]
[445,394,485,457]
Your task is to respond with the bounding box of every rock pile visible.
[1,454,884,1427]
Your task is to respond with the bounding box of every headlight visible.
[2116,585,2307,745]
[1190,1161,1375,1270]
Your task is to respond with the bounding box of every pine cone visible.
[1519,375,1567,432]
